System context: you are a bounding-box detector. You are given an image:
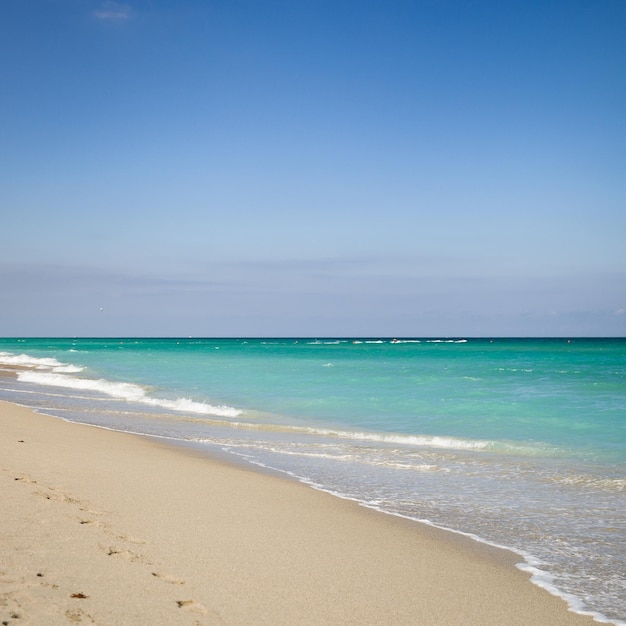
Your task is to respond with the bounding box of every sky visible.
[1,0,625,337]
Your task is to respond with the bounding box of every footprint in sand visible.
[175,599,208,614]
[13,474,37,484]
[104,547,145,563]
[78,506,107,516]
[116,534,146,545]
[152,572,185,585]
[35,489,80,504]
[65,607,96,624]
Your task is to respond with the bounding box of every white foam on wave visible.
[279,426,562,457]
[18,371,146,400]
[298,427,494,451]
[52,365,84,373]
[16,370,242,419]
[516,560,626,625]
[141,396,241,418]
[306,340,349,345]
[0,352,84,373]
[156,417,498,454]
[205,439,447,472]
[426,339,468,343]
[553,474,626,492]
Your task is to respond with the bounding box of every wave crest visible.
[16,370,242,419]
[0,352,84,373]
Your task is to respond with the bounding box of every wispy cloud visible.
[93,2,133,22]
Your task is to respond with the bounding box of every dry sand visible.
[1,400,599,625]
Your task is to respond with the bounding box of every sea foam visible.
[5,354,243,419]
[0,352,83,373]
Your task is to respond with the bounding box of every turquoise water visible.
[0,337,624,623]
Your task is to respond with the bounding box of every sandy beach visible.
[1,399,599,625]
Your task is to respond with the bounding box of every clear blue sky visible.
[1,0,624,336]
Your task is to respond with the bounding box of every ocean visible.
[0,337,624,624]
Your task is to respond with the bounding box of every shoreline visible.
[1,399,601,625]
